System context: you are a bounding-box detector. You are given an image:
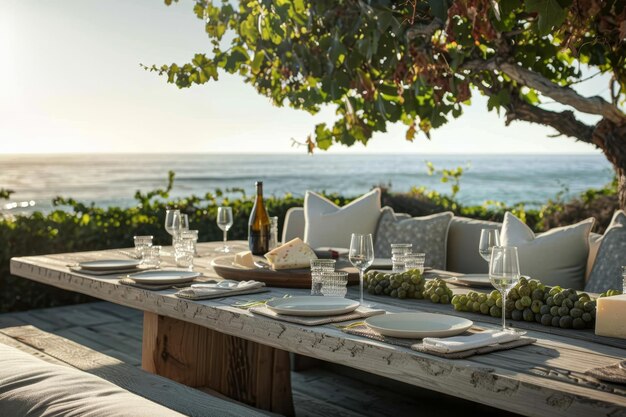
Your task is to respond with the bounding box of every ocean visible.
[0,153,614,214]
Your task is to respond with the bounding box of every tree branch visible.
[504,96,599,147]
[406,18,443,40]
[463,59,626,124]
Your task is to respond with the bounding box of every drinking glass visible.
[310,259,336,296]
[216,206,234,253]
[320,271,349,297]
[391,243,412,272]
[180,213,190,231]
[403,252,426,272]
[349,233,374,306]
[489,246,520,333]
[174,237,194,271]
[133,235,153,259]
[165,209,182,238]
[479,229,500,264]
[181,230,199,256]
[142,245,162,269]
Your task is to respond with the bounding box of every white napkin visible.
[188,280,264,295]
[422,330,521,353]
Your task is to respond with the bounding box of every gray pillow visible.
[374,207,454,270]
[585,210,626,293]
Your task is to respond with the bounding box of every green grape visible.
[398,289,407,299]
[518,285,531,297]
[569,308,583,318]
[390,289,398,298]
[472,301,481,312]
[558,306,570,317]
[581,312,592,323]
[430,293,440,303]
[511,309,523,321]
[562,298,574,309]
[440,294,450,304]
[531,289,543,301]
[504,299,515,312]
[477,294,487,303]
[489,290,500,299]
[550,306,560,316]
[495,297,502,308]
[514,300,524,311]
[459,295,468,305]
[539,305,551,315]
[367,286,376,294]
[553,293,564,306]
[535,313,542,323]
[523,308,534,322]
[545,296,554,306]
[541,314,552,326]
[583,301,595,312]
[508,288,520,300]
[573,318,586,330]
[551,316,561,327]
[383,287,392,295]
[530,300,542,314]
[489,305,502,318]
[451,295,460,305]
[520,296,532,307]
[479,303,489,314]
[559,316,573,329]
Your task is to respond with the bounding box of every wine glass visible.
[349,233,375,306]
[479,229,500,264]
[165,209,182,240]
[489,246,520,333]
[216,206,234,253]
[180,213,190,231]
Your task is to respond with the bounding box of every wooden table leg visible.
[142,312,294,416]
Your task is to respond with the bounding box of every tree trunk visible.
[594,119,626,209]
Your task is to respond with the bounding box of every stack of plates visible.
[76,259,142,275]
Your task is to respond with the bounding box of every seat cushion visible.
[281,207,305,243]
[304,188,381,249]
[0,343,185,417]
[501,212,594,290]
[446,216,502,273]
[585,210,626,293]
[374,208,453,270]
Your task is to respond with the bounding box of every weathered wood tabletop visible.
[10,241,626,417]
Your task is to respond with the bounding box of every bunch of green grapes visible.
[423,278,453,304]
[452,277,600,329]
[452,290,503,318]
[599,289,623,298]
[363,269,425,299]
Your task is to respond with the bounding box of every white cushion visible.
[446,216,502,274]
[304,188,381,249]
[501,212,594,290]
[0,342,184,417]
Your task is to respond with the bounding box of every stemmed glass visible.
[165,209,182,243]
[180,213,190,232]
[349,233,374,306]
[216,207,234,253]
[479,229,500,265]
[489,246,520,333]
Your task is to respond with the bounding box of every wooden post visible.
[142,312,294,416]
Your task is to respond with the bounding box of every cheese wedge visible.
[233,250,256,269]
[265,237,317,270]
[595,294,626,339]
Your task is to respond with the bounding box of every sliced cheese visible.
[233,250,256,269]
[595,293,626,339]
[265,237,317,270]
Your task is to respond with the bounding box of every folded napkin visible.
[175,280,268,300]
[421,330,521,354]
[248,305,385,326]
[341,324,536,359]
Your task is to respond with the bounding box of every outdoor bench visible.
[0,324,274,417]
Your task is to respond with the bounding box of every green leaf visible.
[428,0,452,22]
[525,0,567,35]
[250,50,265,74]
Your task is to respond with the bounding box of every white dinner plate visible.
[266,296,360,317]
[453,274,493,288]
[365,312,473,339]
[124,269,200,284]
[78,259,141,271]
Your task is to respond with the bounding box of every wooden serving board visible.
[211,256,360,288]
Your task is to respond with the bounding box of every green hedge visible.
[0,172,617,313]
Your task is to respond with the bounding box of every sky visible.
[0,0,615,155]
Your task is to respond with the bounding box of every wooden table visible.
[10,242,626,417]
